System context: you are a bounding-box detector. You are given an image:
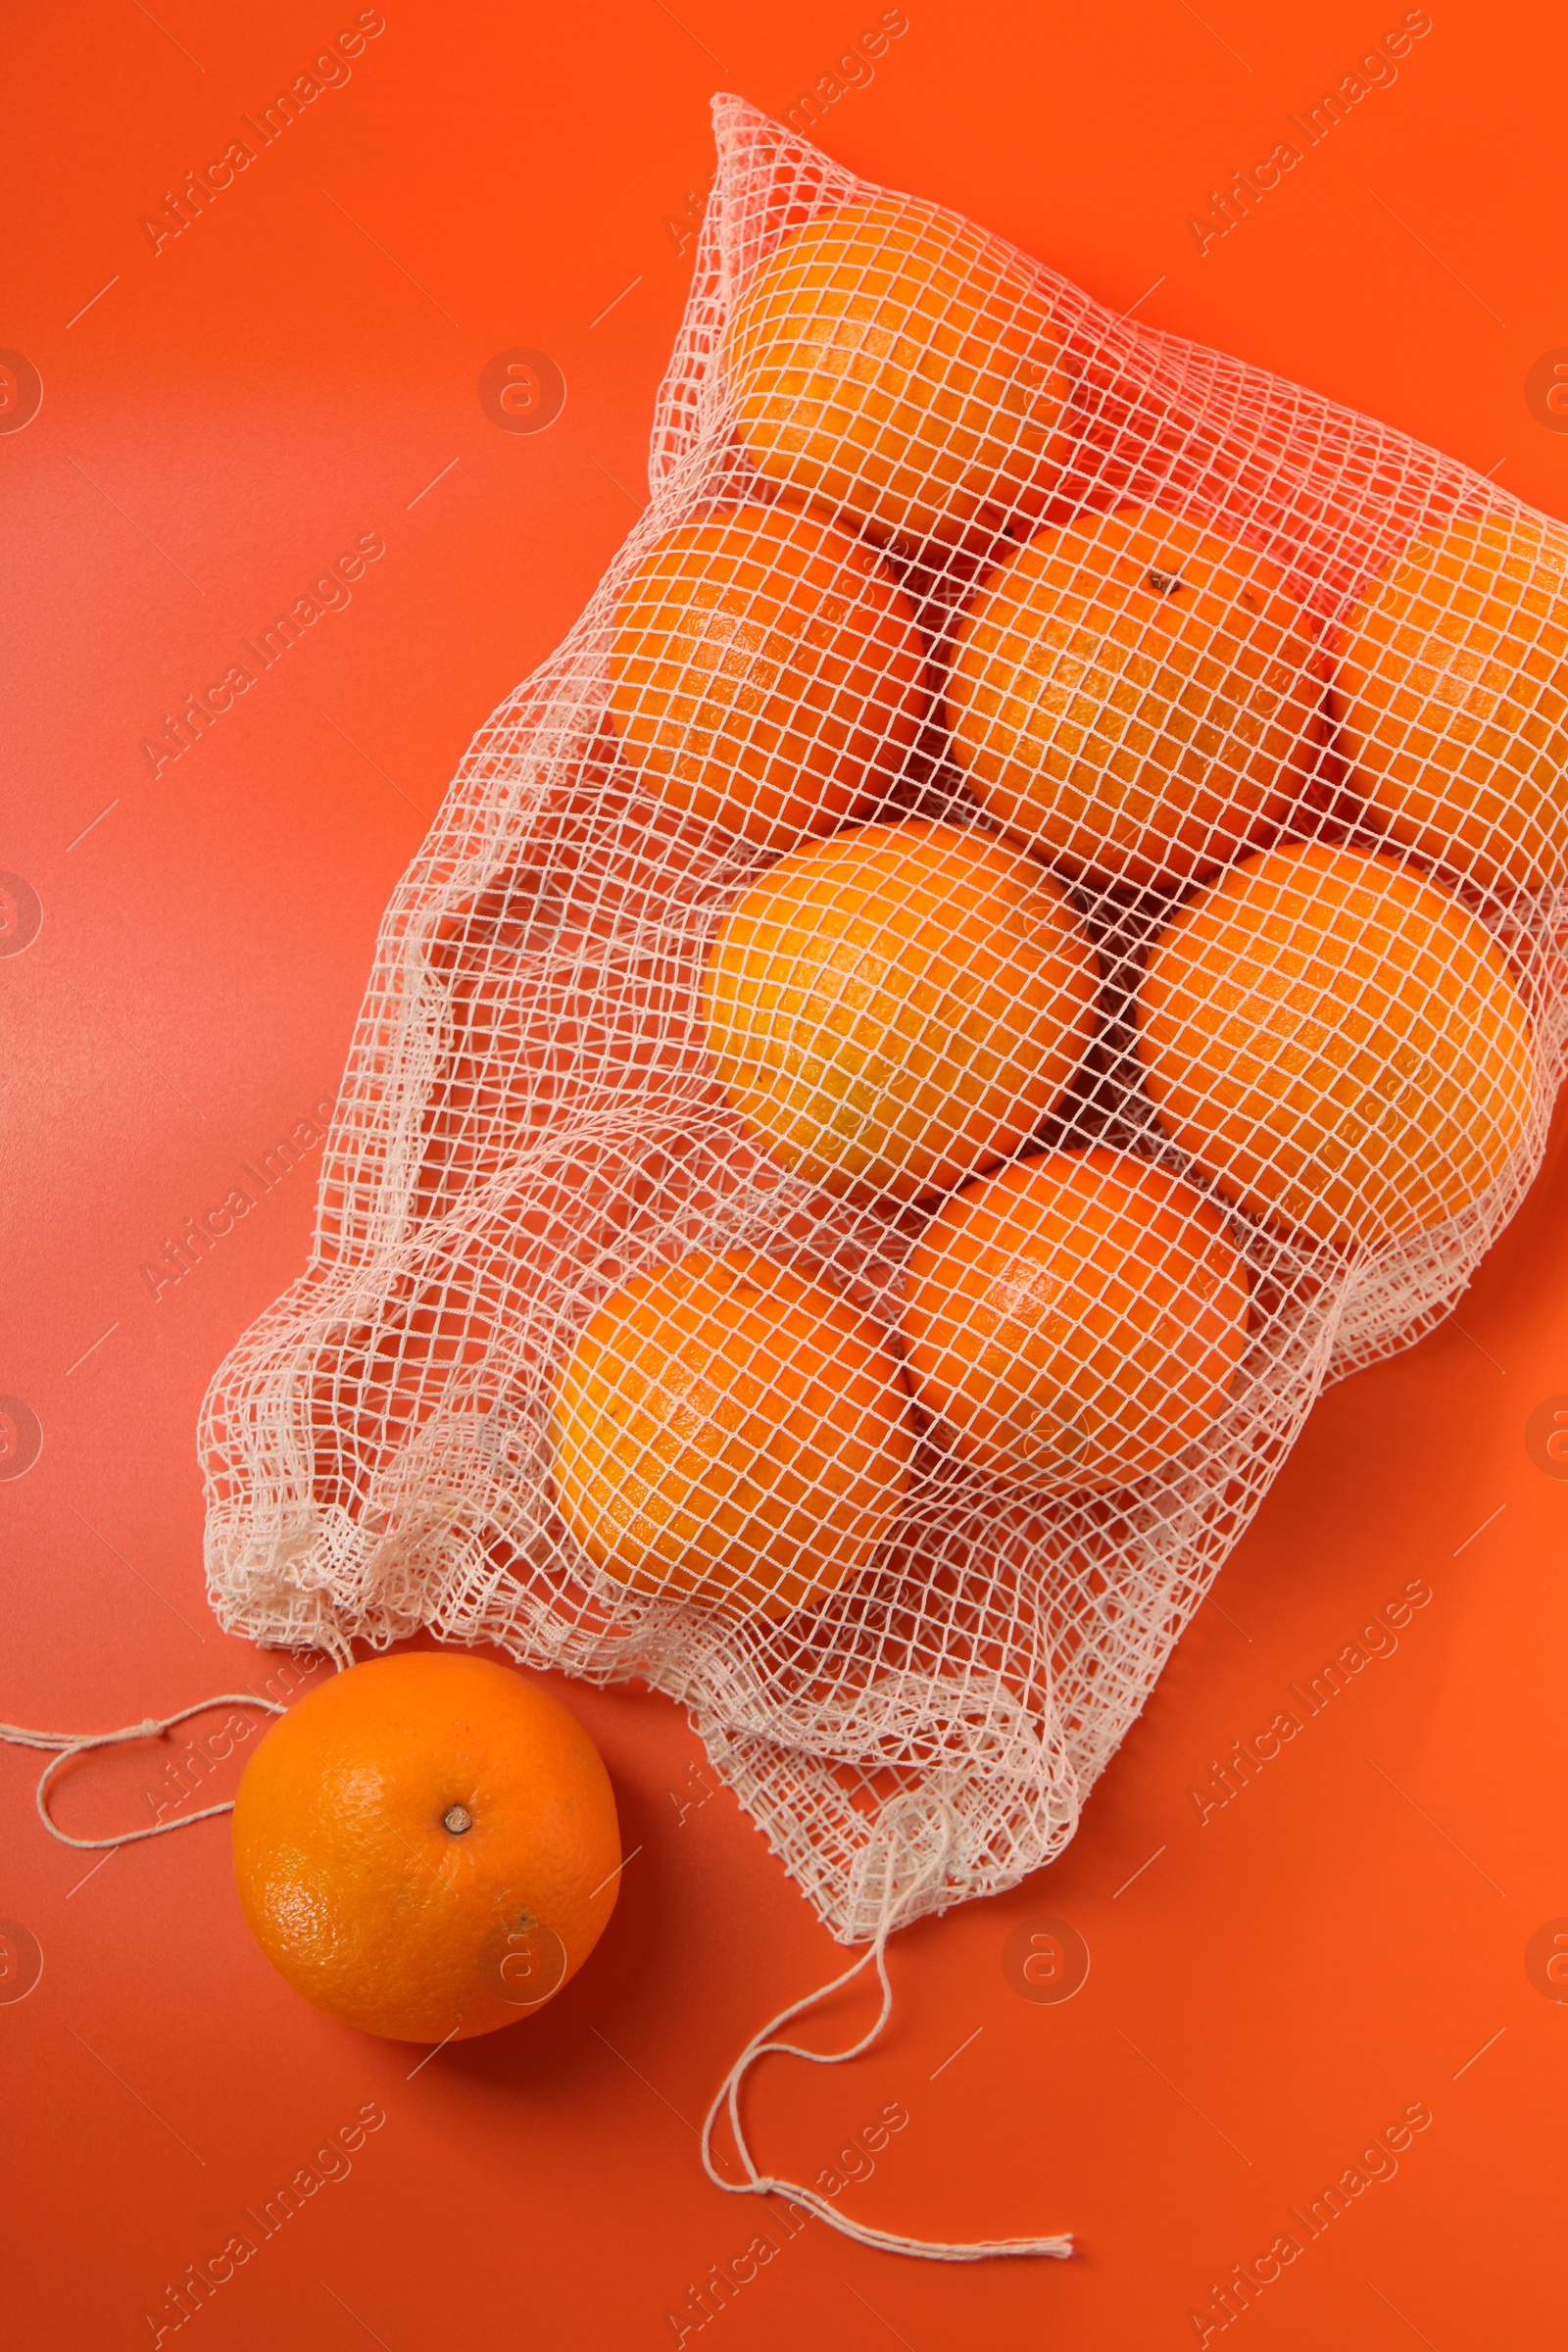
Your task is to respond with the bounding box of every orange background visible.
[3,2,1566,2345]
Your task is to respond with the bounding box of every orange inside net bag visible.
[201,97,1566,2255]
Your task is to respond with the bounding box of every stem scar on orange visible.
[605,501,927,854]
[549,1249,913,1622]
[231,1654,620,2042]
[720,198,1072,555]
[945,506,1325,893]
[702,817,1101,1205]
[901,1147,1250,1494]
[1330,512,1568,895]
[1136,842,1537,1250]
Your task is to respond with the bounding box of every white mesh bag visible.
[201,97,1566,2252]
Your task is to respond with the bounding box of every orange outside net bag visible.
[201,97,1566,2250]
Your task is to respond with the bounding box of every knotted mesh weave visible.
[202,97,1567,1943]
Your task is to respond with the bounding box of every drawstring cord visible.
[701,1824,1074,2262]
[0,1695,286,1849]
[8,1703,1072,2258]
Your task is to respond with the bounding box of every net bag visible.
[201,97,1565,2240]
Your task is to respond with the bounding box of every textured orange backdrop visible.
[2,2,1565,2346]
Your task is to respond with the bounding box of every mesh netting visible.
[202,98,1568,1944]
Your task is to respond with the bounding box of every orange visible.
[945,506,1325,892]
[1136,842,1536,1250]
[549,1250,911,1621]
[1330,511,1568,894]
[231,1654,619,2043]
[605,501,927,853]
[720,198,1072,553]
[702,817,1100,1204]
[901,1147,1250,1494]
